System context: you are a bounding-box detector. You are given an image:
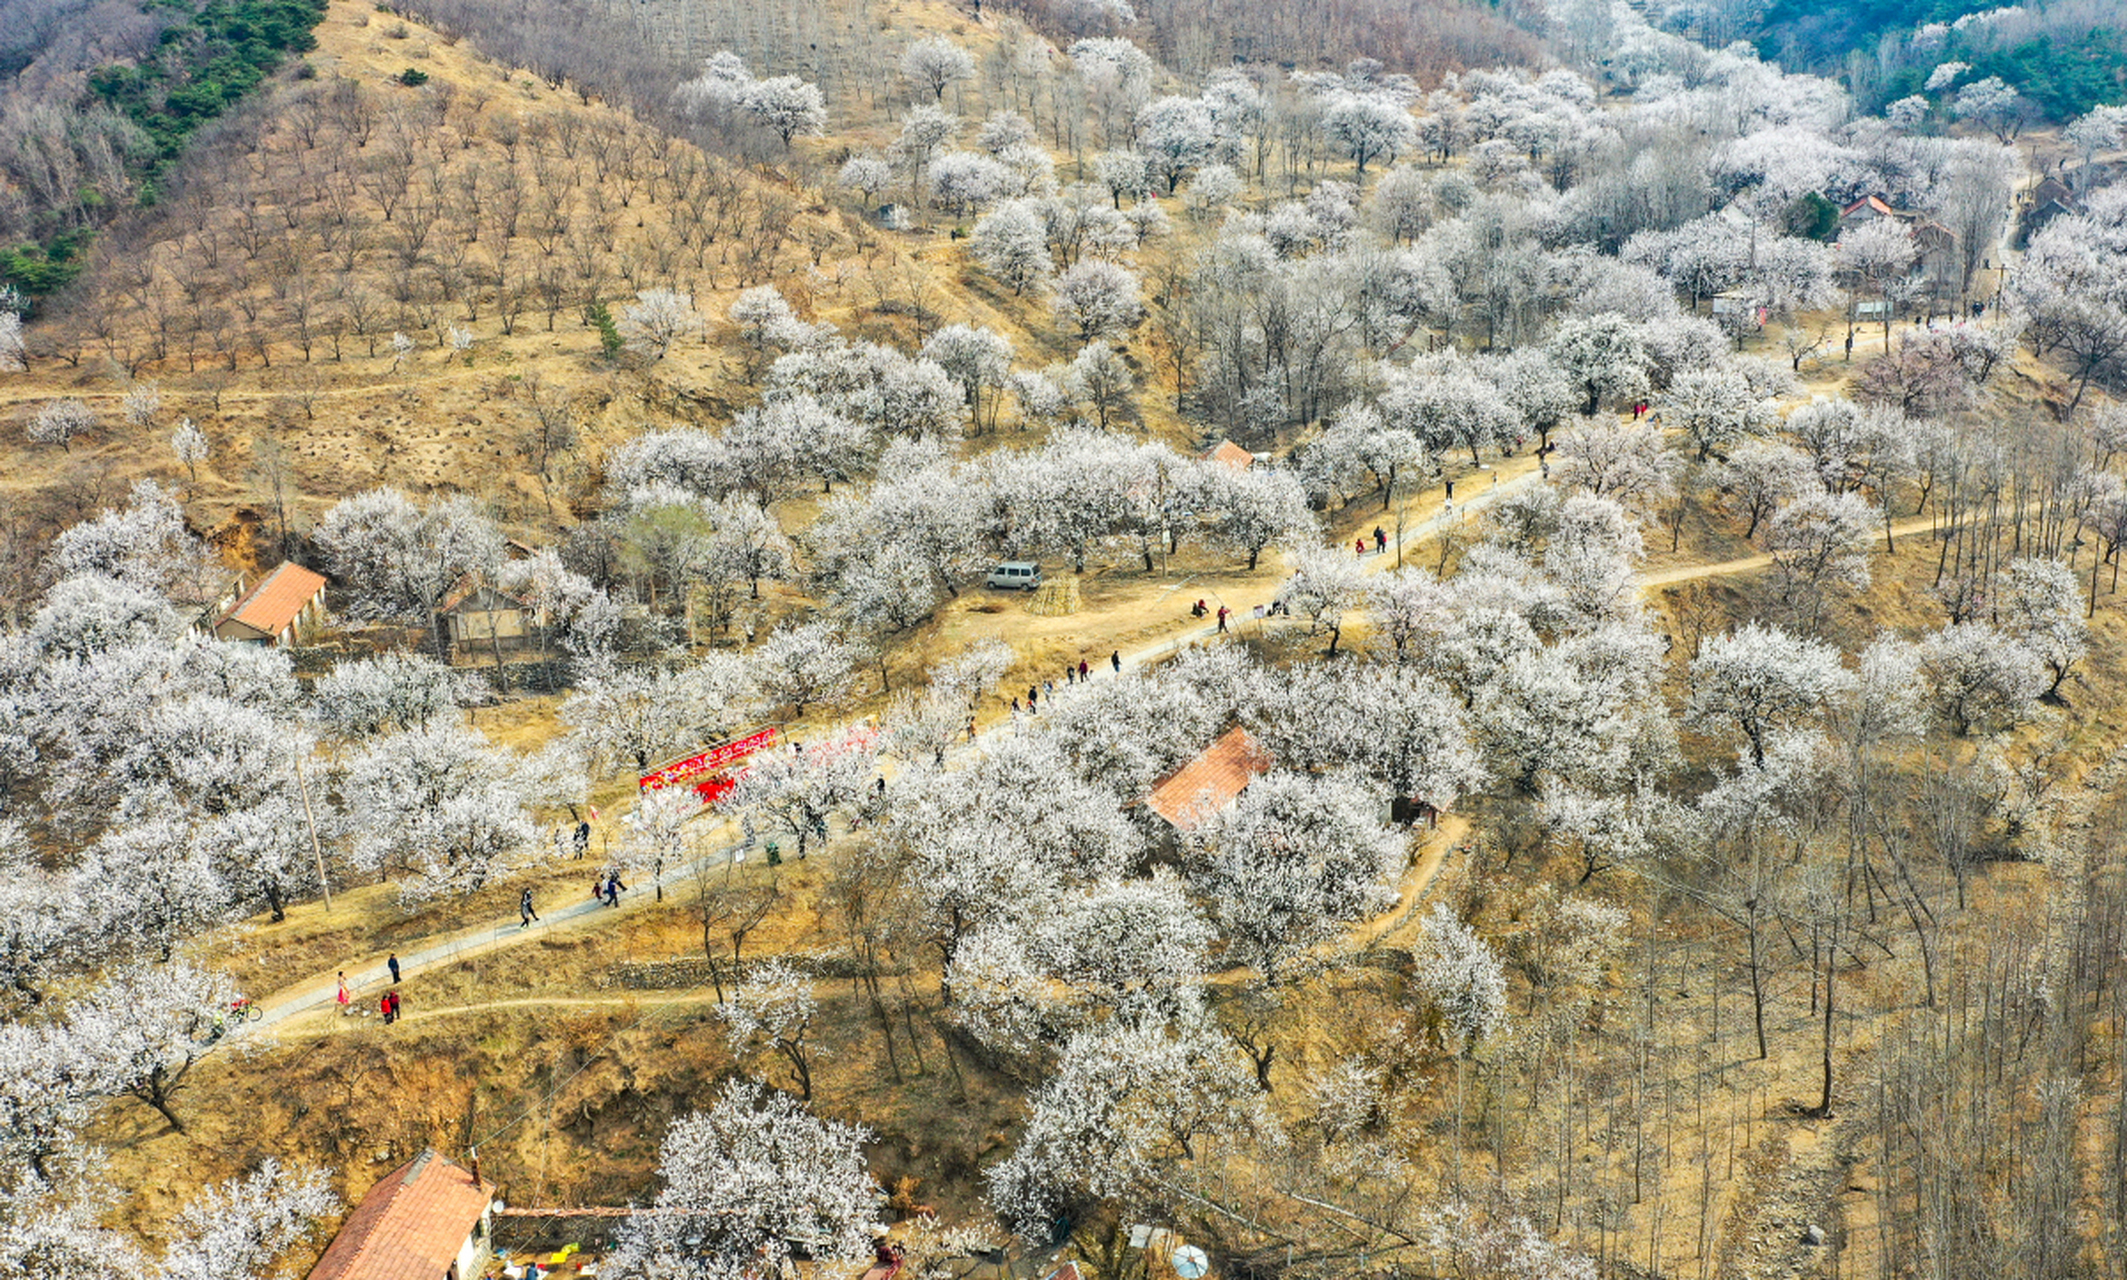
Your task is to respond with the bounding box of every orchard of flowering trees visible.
[11,0,2127,1271]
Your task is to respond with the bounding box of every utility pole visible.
[292,742,332,914]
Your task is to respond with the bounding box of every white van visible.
[985,561,1043,591]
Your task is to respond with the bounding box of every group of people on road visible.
[1354,526,1389,557]
[1189,599,1235,632]
[334,957,406,1026]
[595,870,625,907]
[1012,652,1123,718]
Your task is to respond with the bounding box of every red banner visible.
[640,726,782,797]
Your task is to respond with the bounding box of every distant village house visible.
[2019,176,2078,244]
[1835,194,1964,304]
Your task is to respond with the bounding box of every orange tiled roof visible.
[1044,1266,1086,1280]
[221,561,326,636]
[1147,726,1272,830]
[1205,440,1254,470]
[308,1150,491,1280]
[1842,195,1897,218]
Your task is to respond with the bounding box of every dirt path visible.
[0,355,568,407]
[1636,516,1943,590]
[1115,458,1545,670]
[1354,816,1470,951]
[244,876,718,1034]
[232,468,1917,1042]
[293,990,729,1038]
[235,465,1549,1039]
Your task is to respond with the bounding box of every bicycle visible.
[192,997,266,1046]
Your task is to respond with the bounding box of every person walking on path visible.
[1111,650,1122,673]
[380,991,393,1024]
[387,953,400,985]
[1078,659,1089,680]
[1355,538,1366,557]
[1216,605,1229,633]
[336,972,350,1015]
[520,888,538,928]
[1374,526,1387,553]
[387,990,401,1023]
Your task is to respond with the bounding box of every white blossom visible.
[171,417,209,480]
[1051,258,1144,342]
[620,288,705,360]
[972,199,1055,295]
[1688,622,1856,767]
[0,309,23,373]
[607,1079,879,1278]
[120,383,161,429]
[1998,556,2085,699]
[26,399,93,451]
[1188,771,1404,983]
[1412,903,1508,1052]
[1919,621,2043,736]
[986,1004,1270,1236]
[168,1160,337,1280]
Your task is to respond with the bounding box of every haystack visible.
[1028,575,1082,615]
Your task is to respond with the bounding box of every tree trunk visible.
[1815,916,1837,1117]
[1748,908,1769,1061]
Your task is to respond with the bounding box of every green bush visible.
[586,302,624,362]
[0,232,89,297]
[398,67,429,86]
[1785,191,1842,243]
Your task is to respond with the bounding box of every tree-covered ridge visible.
[1877,27,2127,121]
[1745,0,2126,121]
[1755,0,2003,67]
[89,0,328,161]
[0,0,327,296]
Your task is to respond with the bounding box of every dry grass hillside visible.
[1,0,1157,577]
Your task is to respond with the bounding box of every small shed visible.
[308,1150,496,1280]
[1709,290,1765,324]
[1147,726,1273,832]
[440,575,532,651]
[213,561,328,647]
[1204,439,1255,471]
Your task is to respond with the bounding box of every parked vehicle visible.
[985,561,1043,591]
